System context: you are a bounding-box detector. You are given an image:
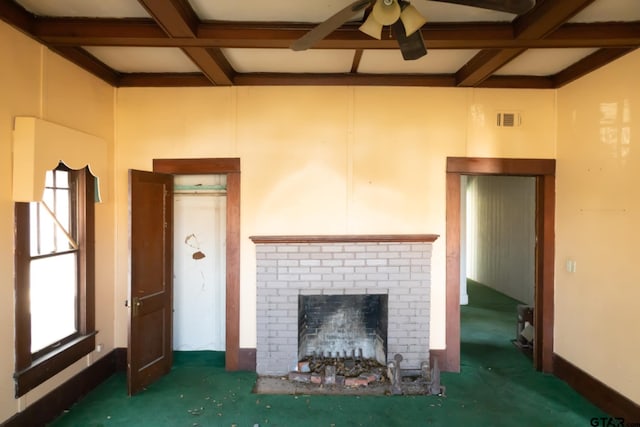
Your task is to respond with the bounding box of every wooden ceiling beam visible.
[234,73,456,87]
[351,50,364,73]
[137,0,198,38]
[49,46,121,86]
[548,22,640,47]
[134,0,234,86]
[514,0,597,39]
[109,71,560,89]
[118,72,212,87]
[455,48,526,87]
[1,0,637,89]
[33,18,167,42]
[454,0,598,87]
[182,47,234,86]
[0,0,34,33]
[478,75,553,89]
[29,19,640,49]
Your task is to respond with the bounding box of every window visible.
[14,163,96,397]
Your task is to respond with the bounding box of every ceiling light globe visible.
[372,0,401,26]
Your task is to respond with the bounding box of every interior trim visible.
[553,354,640,422]
[249,234,439,244]
[445,157,556,373]
[3,349,120,427]
[153,158,241,371]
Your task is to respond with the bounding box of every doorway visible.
[153,158,241,370]
[445,157,556,373]
[463,175,536,357]
[173,174,227,351]
[464,175,536,306]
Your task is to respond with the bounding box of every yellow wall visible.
[556,48,640,404]
[0,22,115,422]
[11,16,640,423]
[114,85,556,351]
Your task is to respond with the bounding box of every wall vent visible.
[496,111,522,127]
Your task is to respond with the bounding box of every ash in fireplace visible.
[297,356,388,385]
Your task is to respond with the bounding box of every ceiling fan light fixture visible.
[359,14,384,40]
[400,4,427,36]
[371,0,401,26]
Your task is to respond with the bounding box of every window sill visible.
[14,332,97,397]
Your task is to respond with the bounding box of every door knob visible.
[132,297,143,316]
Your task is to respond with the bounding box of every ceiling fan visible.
[290,0,536,60]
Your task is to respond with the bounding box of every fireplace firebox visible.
[298,294,388,364]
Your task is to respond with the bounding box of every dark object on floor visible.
[515,304,534,356]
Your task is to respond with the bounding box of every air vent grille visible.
[496,111,521,127]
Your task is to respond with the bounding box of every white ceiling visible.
[11,0,640,81]
[16,0,150,18]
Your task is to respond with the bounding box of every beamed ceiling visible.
[1,0,639,88]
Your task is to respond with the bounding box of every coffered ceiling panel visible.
[223,48,356,73]
[359,49,480,74]
[84,46,200,73]
[189,0,368,23]
[569,0,640,22]
[15,0,149,18]
[494,48,599,76]
[1,0,638,88]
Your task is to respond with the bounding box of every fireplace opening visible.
[298,294,388,366]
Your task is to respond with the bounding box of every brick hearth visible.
[250,235,438,376]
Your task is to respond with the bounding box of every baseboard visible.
[553,353,640,423]
[239,348,256,371]
[2,349,122,427]
[114,347,127,371]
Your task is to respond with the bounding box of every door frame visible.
[153,158,241,371]
[445,157,556,373]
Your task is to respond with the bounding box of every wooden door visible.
[128,169,173,395]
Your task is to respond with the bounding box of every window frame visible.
[14,166,96,397]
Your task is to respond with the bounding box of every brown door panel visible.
[128,169,173,395]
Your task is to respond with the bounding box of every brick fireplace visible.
[250,235,438,376]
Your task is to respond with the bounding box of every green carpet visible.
[50,281,607,426]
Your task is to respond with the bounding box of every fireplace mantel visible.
[250,234,439,244]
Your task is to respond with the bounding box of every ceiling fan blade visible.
[391,19,427,60]
[429,0,535,15]
[291,0,373,51]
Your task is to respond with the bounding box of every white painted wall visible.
[466,175,536,305]
[173,175,227,351]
